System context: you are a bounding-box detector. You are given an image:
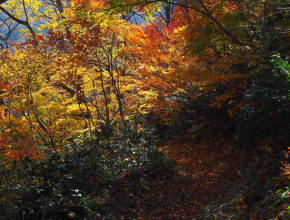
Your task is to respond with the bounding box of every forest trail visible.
[111,136,246,219]
[150,136,242,219]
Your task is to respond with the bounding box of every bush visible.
[0,124,174,219]
[235,54,290,152]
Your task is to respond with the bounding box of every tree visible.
[0,0,69,46]
[0,0,158,157]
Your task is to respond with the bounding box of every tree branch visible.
[160,0,250,46]
[195,0,248,46]
[0,5,35,37]
[110,0,252,47]
[0,0,9,5]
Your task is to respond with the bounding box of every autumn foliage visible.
[0,0,289,219]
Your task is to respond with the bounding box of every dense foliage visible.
[0,0,289,219]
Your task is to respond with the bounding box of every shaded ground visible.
[108,136,250,219]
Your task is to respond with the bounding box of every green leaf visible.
[0,155,6,161]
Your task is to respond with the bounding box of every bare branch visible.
[0,5,35,37]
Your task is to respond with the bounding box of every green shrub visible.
[0,124,175,219]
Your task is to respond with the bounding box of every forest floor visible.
[109,136,254,219]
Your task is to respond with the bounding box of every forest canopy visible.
[0,0,289,219]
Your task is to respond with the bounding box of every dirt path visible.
[110,136,245,219]
[149,137,241,219]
